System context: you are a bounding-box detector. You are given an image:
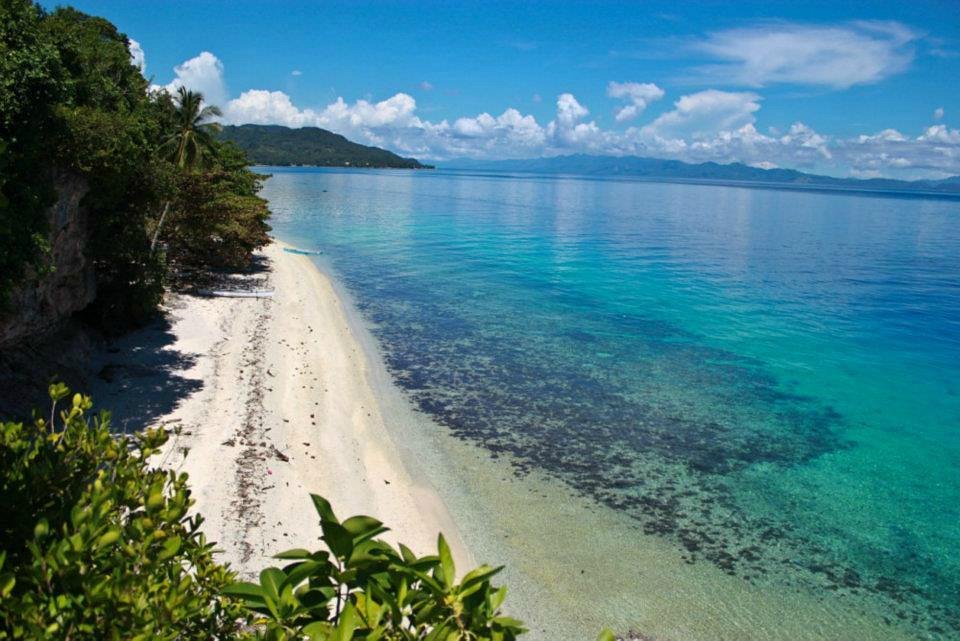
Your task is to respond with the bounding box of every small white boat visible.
[196,289,275,298]
[283,247,323,256]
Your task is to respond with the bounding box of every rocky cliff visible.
[0,172,95,347]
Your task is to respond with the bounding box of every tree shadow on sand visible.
[87,312,203,433]
[0,315,200,428]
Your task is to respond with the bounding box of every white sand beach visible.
[89,241,470,577]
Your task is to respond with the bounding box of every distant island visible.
[444,154,960,197]
[219,124,433,168]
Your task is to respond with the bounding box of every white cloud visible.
[693,21,918,88]
[839,124,960,178]
[419,80,434,91]
[158,51,228,107]
[291,70,302,76]
[856,128,907,143]
[934,107,945,120]
[606,81,665,122]
[157,49,960,179]
[223,85,960,178]
[545,93,605,148]
[641,90,761,141]
[224,90,316,127]
[918,124,960,144]
[555,93,589,127]
[129,39,145,72]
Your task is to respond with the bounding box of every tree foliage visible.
[0,0,62,301]
[0,385,244,639]
[162,87,224,170]
[0,389,530,640]
[0,1,270,327]
[225,496,526,641]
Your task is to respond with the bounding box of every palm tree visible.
[151,87,223,252]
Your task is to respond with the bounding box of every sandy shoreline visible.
[90,240,471,578]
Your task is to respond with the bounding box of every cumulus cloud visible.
[606,81,665,121]
[934,107,944,120]
[841,124,960,178]
[225,90,421,133]
[157,51,228,107]
[641,90,761,141]
[918,124,960,144]
[692,21,918,88]
[545,93,605,148]
[150,47,960,178]
[128,39,145,72]
[222,85,960,177]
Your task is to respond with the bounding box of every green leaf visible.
[488,585,508,612]
[96,528,121,549]
[0,573,15,598]
[437,533,455,589]
[303,621,334,641]
[321,520,354,560]
[492,616,527,631]
[259,567,286,604]
[392,564,444,595]
[398,543,417,564]
[274,548,313,560]
[157,535,182,561]
[335,600,358,641]
[342,515,388,545]
[48,382,70,402]
[347,539,397,567]
[33,518,49,538]
[222,581,265,602]
[311,494,338,524]
[460,564,502,591]
[596,628,617,641]
[281,560,326,590]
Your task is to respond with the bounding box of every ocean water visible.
[260,167,960,641]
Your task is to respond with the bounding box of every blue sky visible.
[46,0,960,177]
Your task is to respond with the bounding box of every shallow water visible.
[261,167,960,640]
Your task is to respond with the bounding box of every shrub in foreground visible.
[0,384,242,639]
[0,387,535,640]
[226,495,525,641]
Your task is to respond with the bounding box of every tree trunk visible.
[150,201,171,254]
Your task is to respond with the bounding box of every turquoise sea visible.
[260,167,960,641]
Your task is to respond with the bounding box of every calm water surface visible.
[260,167,960,640]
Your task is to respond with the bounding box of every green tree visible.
[42,6,168,331]
[151,87,224,252]
[162,86,224,169]
[0,0,63,304]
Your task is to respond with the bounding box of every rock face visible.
[0,172,95,347]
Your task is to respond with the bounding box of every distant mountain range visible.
[444,155,960,197]
[220,124,432,169]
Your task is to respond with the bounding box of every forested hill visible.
[446,155,960,197]
[219,124,432,168]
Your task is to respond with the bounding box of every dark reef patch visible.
[338,264,959,640]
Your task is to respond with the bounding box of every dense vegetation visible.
[0,386,242,639]
[0,387,531,640]
[0,0,271,328]
[220,124,433,169]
